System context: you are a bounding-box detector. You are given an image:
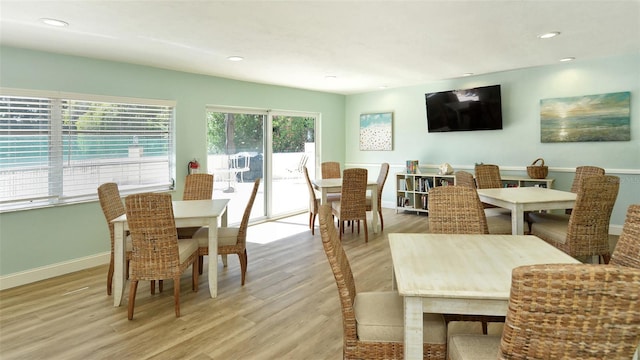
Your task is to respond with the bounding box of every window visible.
[0,89,176,211]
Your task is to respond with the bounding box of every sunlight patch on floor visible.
[247,213,310,244]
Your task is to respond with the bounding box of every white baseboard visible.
[0,252,110,291]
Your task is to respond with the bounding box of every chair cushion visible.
[177,237,199,263]
[447,321,483,344]
[529,213,570,245]
[354,291,446,344]
[448,334,501,360]
[193,227,240,247]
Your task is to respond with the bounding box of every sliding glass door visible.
[206,108,316,225]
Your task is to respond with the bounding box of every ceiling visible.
[1,1,639,95]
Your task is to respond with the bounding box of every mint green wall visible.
[0,46,345,275]
[1,46,638,277]
[345,53,640,227]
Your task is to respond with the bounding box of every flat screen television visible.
[425,84,503,132]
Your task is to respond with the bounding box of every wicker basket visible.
[527,158,548,179]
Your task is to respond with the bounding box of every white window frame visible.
[0,88,176,212]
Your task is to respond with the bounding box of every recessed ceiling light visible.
[462,73,474,77]
[227,56,244,61]
[325,75,337,80]
[538,31,560,39]
[40,18,69,27]
[379,85,388,89]
[560,57,575,62]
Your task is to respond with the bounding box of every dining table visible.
[477,186,577,235]
[312,177,379,233]
[111,198,229,306]
[389,233,580,359]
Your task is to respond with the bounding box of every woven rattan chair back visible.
[183,173,214,200]
[126,193,183,280]
[333,168,368,242]
[428,186,489,234]
[474,164,502,189]
[321,161,341,179]
[98,182,125,295]
[366,163,389,230]
[124,192,198,319]
[499,264,640,359]
[565,175,619,259]
[236,178,261,247]
[454,171,476,189]
[303,166,319,234]
[570,165,605,193]
[610,204,640,269]
[179,173,214,239]
[318,205,446,359]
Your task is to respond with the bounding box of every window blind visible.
[0,92,175,211]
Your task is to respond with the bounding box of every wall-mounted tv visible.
[425,84,503,132]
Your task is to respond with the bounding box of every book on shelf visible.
[406,160,419,174]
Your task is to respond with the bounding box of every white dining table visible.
[389,233,580,359]
[111,199,229,306]
[312,178,379,233]
[477,187,577,235]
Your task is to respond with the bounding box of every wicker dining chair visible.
[566,165,605,214]
[366,162,389,231]
[454,171,476,189]
[427,185,505,332]
[322,161,341,179]
[610,204,640,269]
[178,173,214,239]
[318,205,447,360]
[528,175,620,264]
[448,263,640,360]
[428,186,489,235]
[455,171,511,235]
[474,164,502,189]
[98,182,131,296]
[303,166,321,235]
[332,168,369,242]
[124,193,199,320]
[193,178,260,285]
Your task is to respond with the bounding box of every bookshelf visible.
[395,172,455,214]
[395,173,554,215]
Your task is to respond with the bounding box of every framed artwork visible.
[359,112,393,151]
[540,91,630,143]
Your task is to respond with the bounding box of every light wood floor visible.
[0,209,618,360]
[0,209,431,360]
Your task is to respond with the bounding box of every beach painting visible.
[540,92,630,143]
[359,112,393,151]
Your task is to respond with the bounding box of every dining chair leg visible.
[198,256,204,275]
[151,280,155,295]
[107,255,114,295]
[127,280,139,320]
[601,254,611,264]
[192,259,199,291]
[159,280,163,293]
[239,250,248,286]
[174,277,181,318]
[364,219,369,243]
[379,210,384,231]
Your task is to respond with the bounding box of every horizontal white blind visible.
[0,93,175,211]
